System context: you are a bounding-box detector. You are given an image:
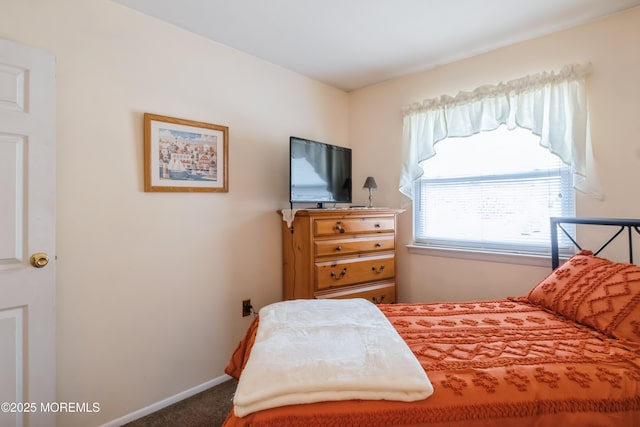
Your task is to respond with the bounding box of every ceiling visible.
[112,0,640,92]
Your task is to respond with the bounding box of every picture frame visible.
[144,113,228,192]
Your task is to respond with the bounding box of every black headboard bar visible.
[550,217,640,269]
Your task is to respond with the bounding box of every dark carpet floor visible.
[123,379,237,427]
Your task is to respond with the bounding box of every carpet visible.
[123,379,237,427]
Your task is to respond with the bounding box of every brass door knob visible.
[30,252,49,268]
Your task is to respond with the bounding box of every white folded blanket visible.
[233,298,434,417]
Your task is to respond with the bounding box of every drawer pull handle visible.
[335,223,345,233]
[372,294,386,304]
[374,223,381,228]
[330,268,347,280]
[371,265,385,274]
[335,246,342,251]
[374,242,382,248]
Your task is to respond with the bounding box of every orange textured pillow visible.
[527,250,640,342]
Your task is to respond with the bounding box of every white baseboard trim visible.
[100,373,233,427]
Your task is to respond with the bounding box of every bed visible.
[223,217,640,426]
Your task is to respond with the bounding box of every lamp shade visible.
[363,176,378,189]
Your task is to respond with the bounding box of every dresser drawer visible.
[315,254,394,290]
[316,283,396,304]
[315,235,395,257]
[314,217,395,236]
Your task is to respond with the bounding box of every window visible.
[414,126,575,256]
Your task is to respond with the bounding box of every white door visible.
[0,38,56,427]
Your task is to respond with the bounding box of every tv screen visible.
[290,137,352,207]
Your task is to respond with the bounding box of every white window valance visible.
[400,63,601,200]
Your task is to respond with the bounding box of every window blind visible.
[415,168,574,255]
[413,127,575,255]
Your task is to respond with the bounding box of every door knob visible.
[30,252,49,268]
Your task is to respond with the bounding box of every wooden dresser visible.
[281,208,403,304]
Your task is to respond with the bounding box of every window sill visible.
[406,244,561,268]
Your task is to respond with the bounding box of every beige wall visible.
[2,0,639,425]
[1,0,349,425]
[350,6,640,303]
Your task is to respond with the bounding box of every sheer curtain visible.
[400,63,600,200]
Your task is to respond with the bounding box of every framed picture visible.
[144,113,228,192]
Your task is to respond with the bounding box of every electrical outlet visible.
[242,299,252,317]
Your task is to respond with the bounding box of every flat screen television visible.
[289,136,352,208]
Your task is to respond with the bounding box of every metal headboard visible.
[550,217,640,269]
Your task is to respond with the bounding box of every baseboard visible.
[100,373,233,427]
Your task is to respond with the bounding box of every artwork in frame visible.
[144,113,228,192]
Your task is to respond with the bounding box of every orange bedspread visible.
[223,299,640,426]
